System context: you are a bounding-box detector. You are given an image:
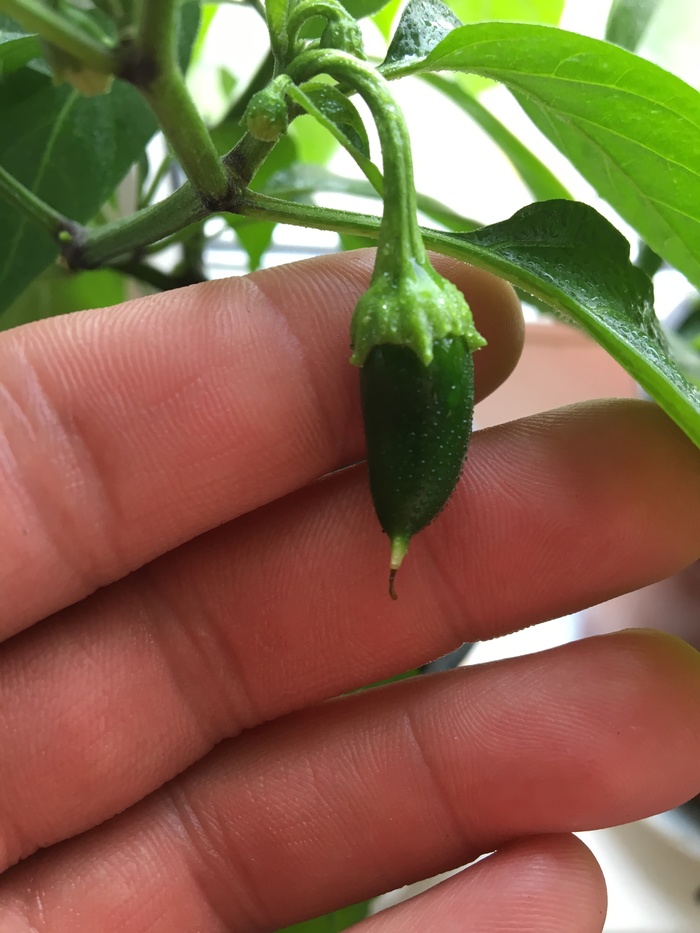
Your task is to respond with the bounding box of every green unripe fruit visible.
[350,261,485,597]
[360,337,475,598]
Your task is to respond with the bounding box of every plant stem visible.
[0,0,116,71]
[287,50,425,279]
[0,161,80,237]
[223,132,277,187]
[242,190,382,239]
[287,0,347,48]
[68,54,472,270]
[73,183,207,268]
[142,220,206,256]
[266,169,478,232]
[241,191,501,277]
[123,0,230,204]
[246,0,267,22]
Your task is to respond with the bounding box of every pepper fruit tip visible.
[388,535,409,600]
[389,568,398,601]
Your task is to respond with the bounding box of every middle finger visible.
[0,400,698,868]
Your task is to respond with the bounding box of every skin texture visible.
[0,250,699,932]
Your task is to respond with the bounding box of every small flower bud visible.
[244,87,289,142]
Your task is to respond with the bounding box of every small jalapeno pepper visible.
[287,50,486,596]
[351,262,485,598]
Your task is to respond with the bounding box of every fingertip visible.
[357,833,606,933]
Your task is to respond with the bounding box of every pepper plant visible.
[1,0,700,602]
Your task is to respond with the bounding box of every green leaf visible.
[0,68,156,315]
[190,2,219,64]
[298,84,370,157]
[405,22,700,293]
[178,0,202,72]
[287,82,382,192]
[421,74,571,201]
[371,0,402,40]
[0,30,41,74]
[605,0,661,52]
[276,900,371,932]
[1,265,125,331]
[389,0,562,94]
[668,331,700,389]
[383,0,461,71]
[288,111,339,166]
[227,217,276,271]
[219,66,237,101]
[448,201,700,446]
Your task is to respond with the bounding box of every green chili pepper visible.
[350,261,485,598]
[360,338,475,597]
[288,50,486,596]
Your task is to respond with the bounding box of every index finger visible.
[0,251,523,638]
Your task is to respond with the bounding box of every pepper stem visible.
[286,50,426,279]
[388,534,409,599]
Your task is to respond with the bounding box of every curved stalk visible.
[287,0,351,48]
[287,49,425,280]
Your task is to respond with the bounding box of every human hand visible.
[0,252,699,932]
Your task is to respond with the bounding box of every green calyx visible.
[350,259,486,368]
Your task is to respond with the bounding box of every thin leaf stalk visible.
[0,161,79,238]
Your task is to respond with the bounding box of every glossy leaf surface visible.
[447,201,700,446]
[383,0,460,71]
[287,81,383,193]
[394,22,700,292]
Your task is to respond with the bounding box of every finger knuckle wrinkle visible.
[0,349,123,593]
